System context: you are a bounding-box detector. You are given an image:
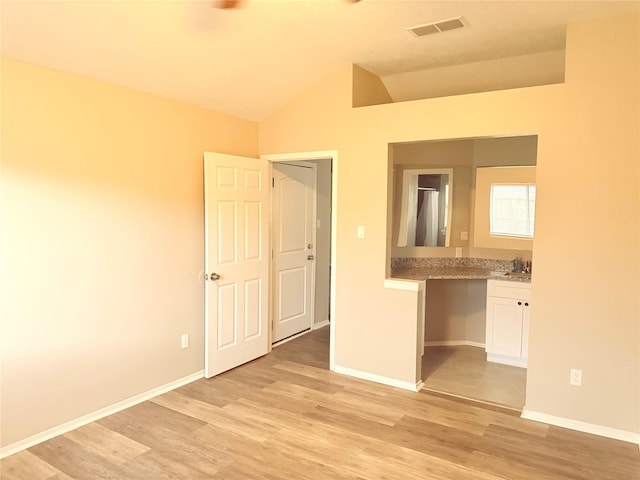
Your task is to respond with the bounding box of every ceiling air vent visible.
[407,16,467,37]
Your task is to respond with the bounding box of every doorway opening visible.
[388,135,537,410]
[271,161,318,344]
[262,151,336,371]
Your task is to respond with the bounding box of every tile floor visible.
[422,345,527,410]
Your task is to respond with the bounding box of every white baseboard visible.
[486,353,527,368]
[0,370,204,459]
[313,319,330,330]
[521,408,640,445]
[425,340,486,348]
[384,278,425,292]
[333,364,422,392]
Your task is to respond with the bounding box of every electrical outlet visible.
[357,225,365,239]
[181,334,190,349]
[570,368,582,386]
[461,231,468,241]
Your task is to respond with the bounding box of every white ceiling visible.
[2,1,638,121]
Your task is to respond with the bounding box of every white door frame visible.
[261,150,337,371]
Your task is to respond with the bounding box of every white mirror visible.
[397,168,453,247]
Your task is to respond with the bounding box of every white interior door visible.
[272,162,316,343]
[204,152,269,378]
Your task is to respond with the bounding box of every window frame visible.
[489,183,536,239]
[473,166,536,250]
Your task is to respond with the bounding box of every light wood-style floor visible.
[422,345,527,410]
[2,327,639,479]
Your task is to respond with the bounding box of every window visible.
[490,184,536,238]
[474,166,536,249]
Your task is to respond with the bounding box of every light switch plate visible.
[357,226,365,239]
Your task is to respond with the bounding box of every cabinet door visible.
[486,296,523,357]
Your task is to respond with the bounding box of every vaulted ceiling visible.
[2,1,638,121]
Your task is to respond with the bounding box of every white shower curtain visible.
[416,190,439,247]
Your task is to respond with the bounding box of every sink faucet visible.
[512,255,532,274]
[512,255,522,273]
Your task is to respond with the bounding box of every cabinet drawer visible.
[487,279,531,300]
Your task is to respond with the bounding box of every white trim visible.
[261,151,337,163]
[261,150,338,372]
[384,278,425,292]
[333,365,422,392]
[521,409,640,445]
[0,370,204,459]
[425,340,486,348]
[313,319,330,330]
[487,353,527,368]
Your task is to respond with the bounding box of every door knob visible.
[209,273,221,281]
[307,255,314,261]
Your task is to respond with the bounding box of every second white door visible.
[272,162,316,343]
[204,152,269,378]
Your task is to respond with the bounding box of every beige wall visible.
[0,58,258,447]
[352,65,392,108]
[467,136,538,258]
[260,14,639,434]
[383,50,566,103]
[425,280,486,345]
[526,15,639,432]
[1,12,637,449]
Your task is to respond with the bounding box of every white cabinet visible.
[485,279,531,368]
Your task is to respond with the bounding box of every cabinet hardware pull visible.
[524,302,529,307]
[517,301,522,306]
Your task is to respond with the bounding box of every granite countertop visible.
[390,258,532,283]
